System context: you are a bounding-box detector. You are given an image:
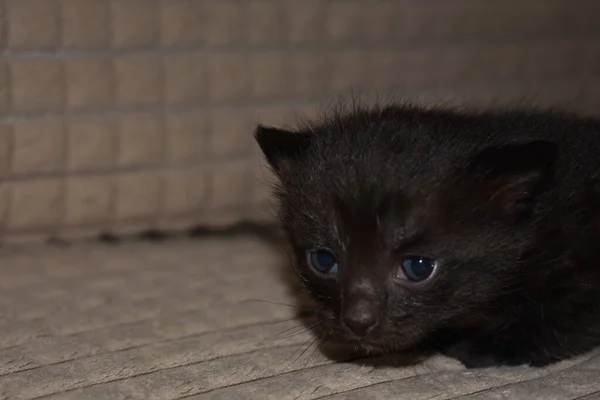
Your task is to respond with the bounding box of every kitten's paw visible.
[442,340,504,368]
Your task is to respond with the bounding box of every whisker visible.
[274,321,320,341]
[273,325,311,341]
[234,321,302,346]
[310,335,328,365]
[274,321,315,337]
[236,317,314,346]
[240,299,319,312]
[294,337,319,366]
[279,337,313,369]
[240,299,297,307]
[305,337,324,368]
[264,316,304,326]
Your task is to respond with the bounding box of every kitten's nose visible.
[341,299,379,337]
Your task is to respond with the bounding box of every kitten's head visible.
[255,105,558,352]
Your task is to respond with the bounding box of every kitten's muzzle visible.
[341,296,379,337]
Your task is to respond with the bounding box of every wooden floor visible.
[0,236,598,400]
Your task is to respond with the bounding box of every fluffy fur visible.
[254,102,600,368]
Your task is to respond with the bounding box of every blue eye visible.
[308,250,339,275]
[400,256,437,282]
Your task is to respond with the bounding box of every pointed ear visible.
[254,125,312,171]
[466,139,558,213]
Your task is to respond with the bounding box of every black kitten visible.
[254,102,600,369]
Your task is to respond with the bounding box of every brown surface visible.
[0,236,598,399]
[0,1,600,240]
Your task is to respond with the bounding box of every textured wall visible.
[0,1,599,241]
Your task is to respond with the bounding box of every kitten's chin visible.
[314,317,424,354]
[332,338,418,359]
[355,341,387,354]
[332,333,421,355]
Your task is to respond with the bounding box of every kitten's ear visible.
[466,139,558,212]
[254,125,312,171]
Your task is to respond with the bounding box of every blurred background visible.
[0,0,599,242]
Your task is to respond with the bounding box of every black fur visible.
[255,102,600,368]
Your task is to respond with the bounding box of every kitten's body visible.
[255,103,600,368]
